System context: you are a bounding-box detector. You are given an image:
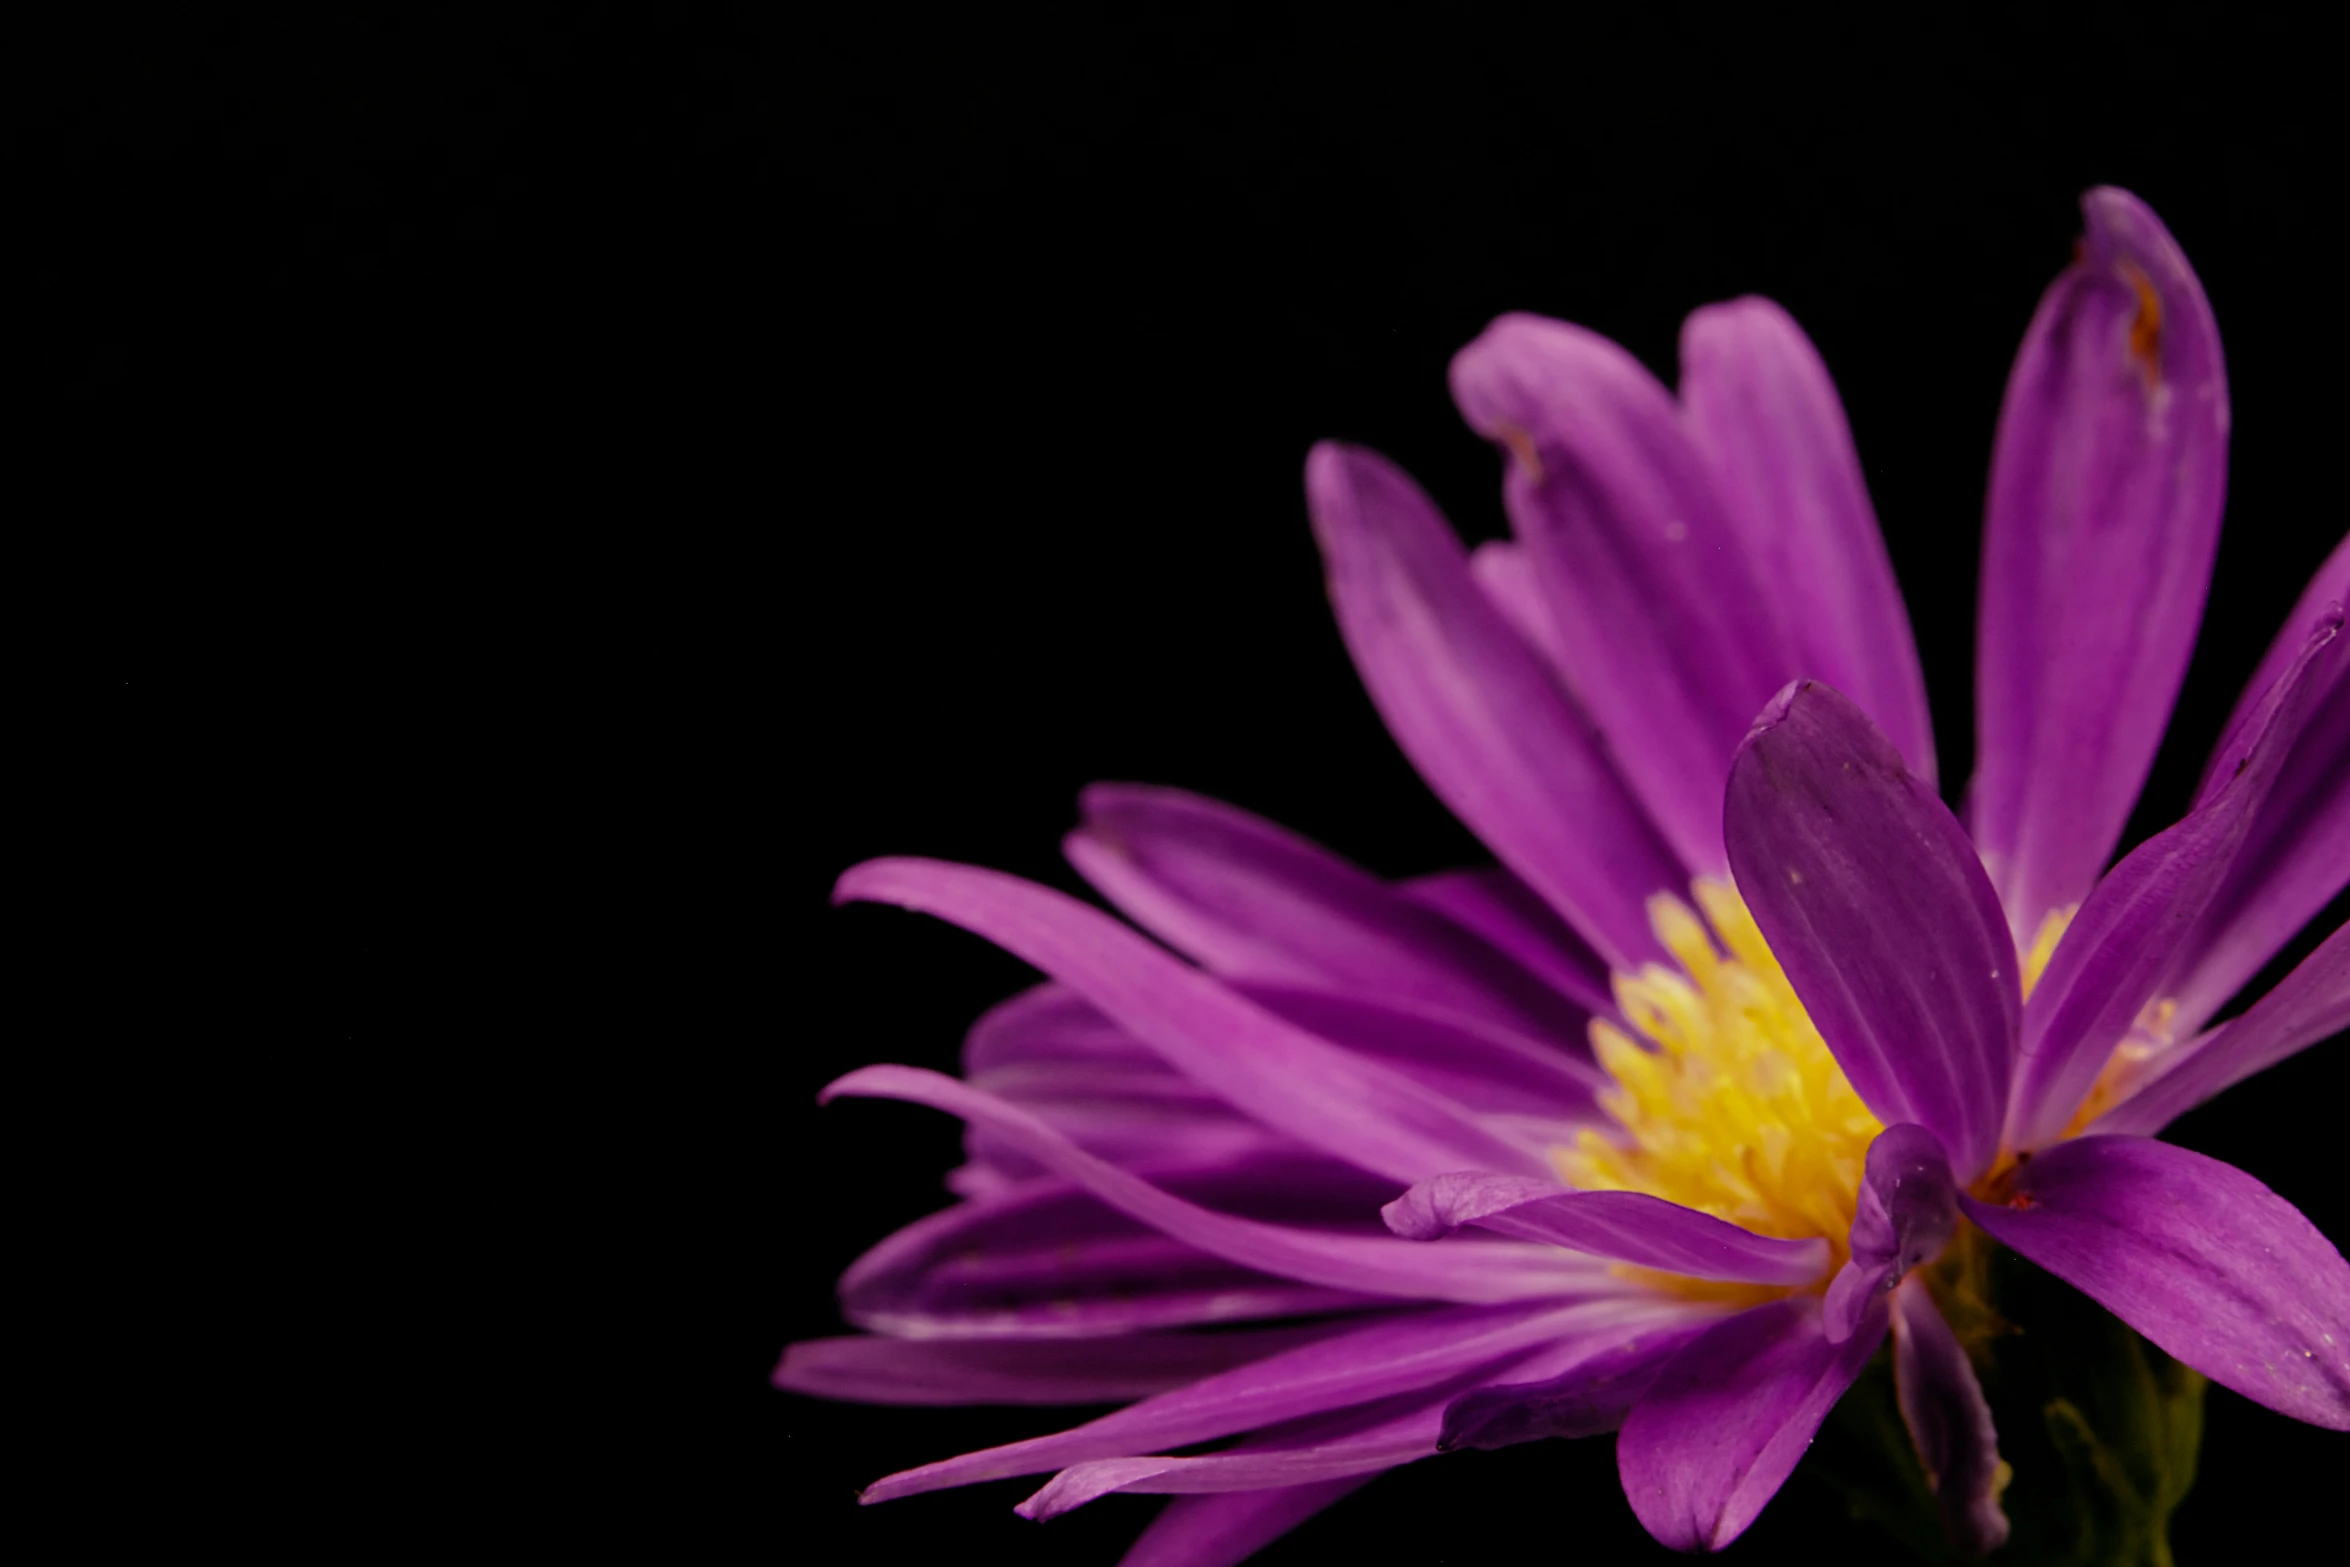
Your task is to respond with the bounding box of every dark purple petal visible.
[838,858,1547,1182]
[1238,984,1602,1123]
[1725,682,2021,1179]
[860,1296,1660,1503]
[1823,1124,1958,1343]
[1067,783,1606,1038]
[1960,1135,2350,1429]
[1401,866,1616,1018]
[1617,1295,1888,1551]
[1385,1171,1829,1285]
[963,983,1156,1076]
[774,1328,1339,1407]
[839,1157,1397,1339]
[2097,918,2348,1135]
[827,1066,1618,1309]
[1437,1319,1713,1451]
[1115,1479,1376,1567]
[2200,529,2348,801]
[1971,187,2230,938]
[2007,609,2341,1149]
[1890,1275,2010,1556]
[1680,296,1937,784]
[1305,443,1683,969]
[1450,314,1798,875]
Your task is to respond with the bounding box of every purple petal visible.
[1305,441,1685,971]
[1450,313,1799,875]
[1725,681,2021,1179]
[1467,538,1573,676]
[1239,984,1602,1123]
[1960,1135,2350,1429]
[1067,784,1606,1039]
[838,858,1547,1183]
[1437,1319,1714,1451]
[859,1296,1658,1503]
[1970,187,2231,938]
[827,1066,1618,1309]
[1617,1295,1889,1552]
[2200,529,2348,801]
[1822,1124,1958,1343]
[2093,918,2350,1135]
[2006,608,2341,1150]
[774,1328,1339,1407]
[839,1157,1398,1339]
[1679,296,1936,784]
[1385,1171,1829,1285]
[1401,867,1616,1017]
[964,983,1157,1076]
[1115,1479,1376,1567]
[1889,1275,2010,1556]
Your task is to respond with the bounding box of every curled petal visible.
[1384,1171,1829,1285]
[1890,1276,2010,1556]
[1725,681,2019,1178]
[1971,186,2230,938]
[1961,1135,2350,1429]
[1823,1124,1958,1343]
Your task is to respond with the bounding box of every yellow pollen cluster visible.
[1552,879,1883,1266]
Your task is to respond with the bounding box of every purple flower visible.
[780,186,2350,1562]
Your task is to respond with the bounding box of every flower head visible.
[781,186,2349,1562]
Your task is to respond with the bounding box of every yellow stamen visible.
[1552,879,1883,1284]
[2019,904,2076,1000]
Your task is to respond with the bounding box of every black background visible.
[50,7,2342,1560]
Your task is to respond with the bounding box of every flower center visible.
[1551,880,1882,1265]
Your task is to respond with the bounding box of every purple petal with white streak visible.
[1726,681,2020,1178]
[1116,1479,1376,1567]
[1823,1124,1958,1343]
[838,858,1546,1182]
[1617,1294,1889,1552]
[1890,1275,2010,1556]
[774,1327,1342,1406]
[1971,187,2230,938]
[1384,1172,1829,1285]
[1305,442,1682,970]
[2091,919,2350,1135]
[1961,1135,2350,1429]
[1680,295,1936,784]
[2007,607,2340,1150]
[1068,783,1603,1039]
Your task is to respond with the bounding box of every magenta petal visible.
[1467,538,1574,677]
[1679,296,1936,784]
[1437,1319,1713,1450]
[1971,187,2231,938]
[1889,1276,2010,1556]
[1067,783,1609,1035]
[774,1328,1337,1407]
[1725,682,2021,1179]
[2007,607,2342,1150]
[826,1066,1614,1308]
[837,858,1546,1183]
[1384,1172,1830,1285]
[1305,442,1684,970]
[1822,1124,1958,1344]
[859,1296,1650,1503]
[1960,1135,2350,1429]
[2096,919,2350,1136]
[1617,1295,1888,1552]
[1401,866,1616,1016]
[1115,1479,1376,1567]
[1450,314,1796,875]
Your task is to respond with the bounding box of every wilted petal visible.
[1823,1124,1958,1343]
[2091,919,2350,1135]
[837,858,1546,1182]
[1305,442,1684,970]
[1961,1135,2350,1429]
[1679,296,1936,783]
[1451,314,1796,874]
[1115,1479,1375,1567]
[2007,608,2340,1150]
[1617,1295,1888,1552]
[1725,682,2020,1178]
[774,1328,1340,1406]
[1385,1171,1829,1285]
[1067,783,1605,1036]
[1971,187,2230,939]
[1890,1275,2010,1556]
[826,1065,1615,1307]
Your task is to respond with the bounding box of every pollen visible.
[1551,879,1883,1266]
